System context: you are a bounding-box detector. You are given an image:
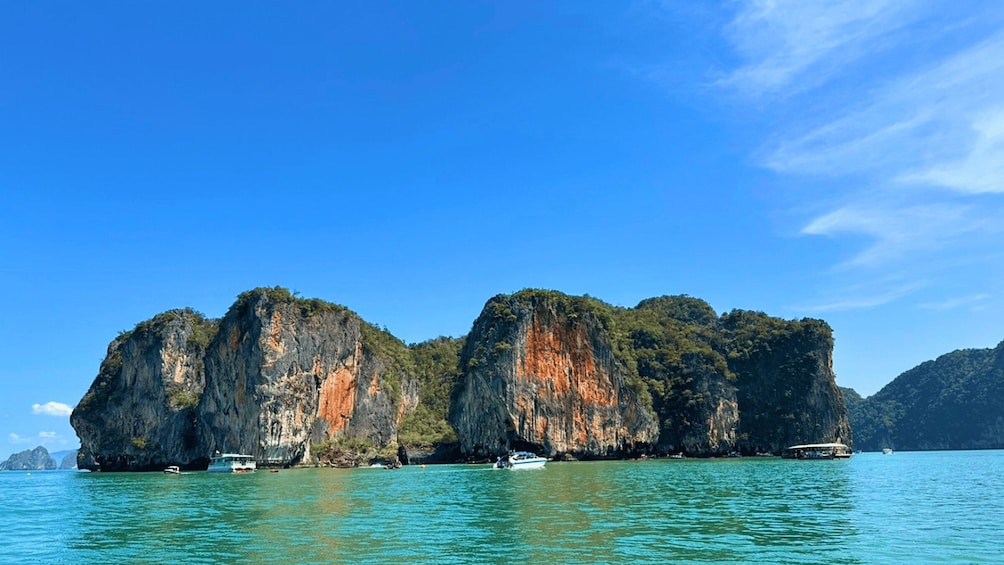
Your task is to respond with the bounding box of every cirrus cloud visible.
[717,0,1004,311]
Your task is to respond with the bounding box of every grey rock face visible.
[72,290,417,471]
[0,446,56,471]
[71,309,210,471]
[58,451,78,469]
[197,291,412,466]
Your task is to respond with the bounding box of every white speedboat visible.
[163,465,181,475]
[493,451,547,470]
[882,448,893,455]
[207,453,256,473]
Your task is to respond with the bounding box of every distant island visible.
[71,287,851,471]
[0,446,77,471]
[844,339,1004,451]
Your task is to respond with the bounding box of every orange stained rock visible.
[367,370,381,396]
[318,365,357,434]
[518,316,613,408]
[228,325,240,352]
[262,310,287,369]
[317,345,361,434]
[267,310,284,352]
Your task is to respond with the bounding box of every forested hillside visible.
[845,341,1004,451]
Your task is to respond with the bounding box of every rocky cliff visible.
[449,292,850,459]
[846,340,1004,451]
[0,446,56,471]
[722,311,852,453]
[72,287,852,469]
[626,296,739,455]
[449,292,659,459]
[197,288,415,467]
[72,288,417,471]
[51,449,79,470]
[71,308,213,471]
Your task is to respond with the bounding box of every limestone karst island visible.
[71,287,852,471]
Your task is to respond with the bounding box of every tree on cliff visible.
[610,296,735,453]
[399,336,464,447]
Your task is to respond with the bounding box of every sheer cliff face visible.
[725,314,852,453]
[197,293,406,465]
[71,310,210,471]
[653,366,739,455]
[72,291,416,471]
[450,295,658,459]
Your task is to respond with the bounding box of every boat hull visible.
[207,465,256,473]
[207,454,257,473]
[494,451,547,470]
[508,458,546,470]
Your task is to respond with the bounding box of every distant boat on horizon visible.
[882,448,893,455]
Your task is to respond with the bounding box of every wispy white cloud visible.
[767,31,1004,185]
[720,0,921,96]
[898,106,1004,193]
[714,1,1004,312]
[919,294,991,310]
[801,201,990,268]
[31,402,73,417]
[795,280,926,313]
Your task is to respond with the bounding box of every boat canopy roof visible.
[785,443,848,450]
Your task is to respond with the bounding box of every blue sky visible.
[3,1,1003,461]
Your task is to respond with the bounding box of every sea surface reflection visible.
[3,451,1002,563]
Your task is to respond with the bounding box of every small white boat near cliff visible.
[163,465,180,475]
[882,448,893,455]
[208,453,256,473]
[493,451,547,470]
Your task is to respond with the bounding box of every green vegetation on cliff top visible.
[75,308,217,420]
[233,286,348,318]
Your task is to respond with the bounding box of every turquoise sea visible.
[3,450,1003,564]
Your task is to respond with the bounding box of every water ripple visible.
[3,451,1003,563]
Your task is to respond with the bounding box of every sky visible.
[2,1,1003,461]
